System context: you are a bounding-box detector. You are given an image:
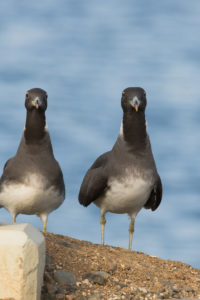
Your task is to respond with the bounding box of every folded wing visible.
[144,175,162,211]
[78,152,110,207]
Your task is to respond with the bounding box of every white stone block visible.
[0,223,45,300]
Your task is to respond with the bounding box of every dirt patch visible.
[41,232,200,300]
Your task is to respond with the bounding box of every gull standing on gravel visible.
[79,87,162,249]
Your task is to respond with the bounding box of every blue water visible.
[0,1,200,268]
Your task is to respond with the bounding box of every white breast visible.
[0,174,64,216]
[94,174,153,217]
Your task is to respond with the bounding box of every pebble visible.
[42,294,54,300]
[82,279,90,285]
[83,271,109,285]
[54,270,76,286]
[138,287,148,293]
[47,283,58,294]
[57,240,80,249]
[55,294,65,300]
[104,257,117,274]
[46,264,54,272]
[44,271,55,284]
[46,255,52,265]
[108,296,120,300]
[97,271,110,279]
[111,280,127,288]
[76,281,82,287]
[66,295,75,300]
[87,294,101,300]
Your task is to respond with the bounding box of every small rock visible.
[66,295,75,300]
[76,281,82,287]
[97,271,110,279]
[57,240,80,249]
[138,287,147,293]
[111,280,127,288]
[55,294,65,300]
[104,257,117,274]
[46,255,52,265]
[46,264,55,272]
[42,293,55,300]
[44,271,55,284]
[83,271,109,285]
[41,284,48,294]
[54,270,76,286]
[57,285,65,294]
[82,279,90,285]
[87,294,101,300]
[47,283,58,294]
[159,280,174,288]
[110,264,117,273]
[172,287,180,294]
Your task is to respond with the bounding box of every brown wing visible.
[78,152,110,207]
[144,175,162,211]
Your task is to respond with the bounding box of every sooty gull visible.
[79,87,162,249]
[0,88,65,232]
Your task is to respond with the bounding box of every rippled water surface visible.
[0,1,200,268]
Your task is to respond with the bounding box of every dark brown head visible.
[121,87,147,113]
[25,88,48,112]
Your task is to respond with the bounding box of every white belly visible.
[0,174,64,217]
[94,175,152,216]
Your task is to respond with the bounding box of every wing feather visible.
[144,175,162,211]
[78,152,110,207]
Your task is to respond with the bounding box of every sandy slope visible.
[41,232,200,300]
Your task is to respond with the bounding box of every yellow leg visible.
[100,213,106,245]
[128,217,135,250]
[12,215,16,224]
[40,214,48,233]
[42,219,47,233]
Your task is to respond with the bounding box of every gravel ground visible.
[41,232,200,300]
